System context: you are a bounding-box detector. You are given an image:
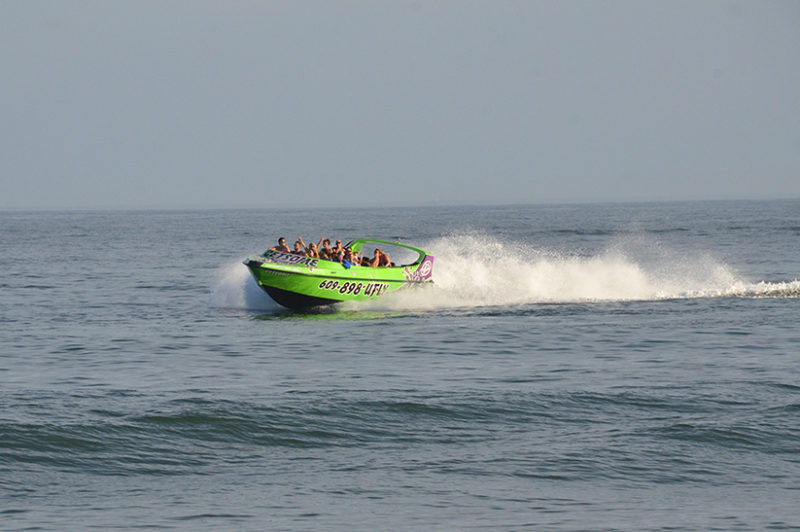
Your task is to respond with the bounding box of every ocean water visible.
[1,200,799,531]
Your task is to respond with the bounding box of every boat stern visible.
[403,254,434,282]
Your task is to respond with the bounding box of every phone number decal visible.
[318,280,389,297]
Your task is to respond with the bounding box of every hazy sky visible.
[2,1,799,210]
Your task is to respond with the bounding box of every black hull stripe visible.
[262,285,339,309]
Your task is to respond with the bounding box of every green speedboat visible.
[244,239,434,309]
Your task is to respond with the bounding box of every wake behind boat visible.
[244,239,434,309]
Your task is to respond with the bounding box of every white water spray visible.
[210,235,800,312]
[208,260,278,310]
[359,233,799,311]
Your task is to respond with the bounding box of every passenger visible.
[291,240,305,255]
[331,239,344,255]
[368,248,391,267]
[342,248,355,269]
[365,248,382,267]
[378,248,392,267]
[331,249,350,268]
[297,237,319,258]
[270,237,290,253]
[319,249,331,261]
[320,238,333,257]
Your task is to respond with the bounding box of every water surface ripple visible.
[1,201,799,531]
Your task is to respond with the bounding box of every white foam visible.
[357,233,798,311]
[684,279,800,299]
[208,260,278,310]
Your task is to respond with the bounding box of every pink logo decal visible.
[403,255,434,282]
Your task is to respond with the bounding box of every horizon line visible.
[2,196,798,214]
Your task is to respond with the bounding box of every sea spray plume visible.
[360,232,773,311]
[601,233,740,299]
[427,233,656,306]
[208,261,277,310]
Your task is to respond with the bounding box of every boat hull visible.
[244,241,434,310]
[261,285,340,309]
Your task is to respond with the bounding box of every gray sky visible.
[2,1,799,210]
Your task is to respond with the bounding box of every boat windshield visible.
[346,239,426,267]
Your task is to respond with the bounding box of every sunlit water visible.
[2,200,799,530]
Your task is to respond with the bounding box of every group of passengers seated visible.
[270,237,392,267]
